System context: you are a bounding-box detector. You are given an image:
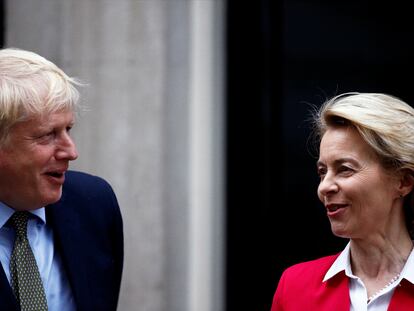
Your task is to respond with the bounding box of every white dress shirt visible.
[323,242,414,311]
[0,202,76,311]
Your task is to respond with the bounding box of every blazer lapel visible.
[388,279,414,311]
[316,272,350,311]
[46,198,92,311]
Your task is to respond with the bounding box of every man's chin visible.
[38,188,63,207]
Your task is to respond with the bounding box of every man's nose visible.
[55,134,78,161]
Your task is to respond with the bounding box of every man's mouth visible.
[46,172,64,178]
[44,167,67,181]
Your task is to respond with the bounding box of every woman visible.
[271,93,414,310]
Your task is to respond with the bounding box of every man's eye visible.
[338,166,353,174]
[37,131,55,140]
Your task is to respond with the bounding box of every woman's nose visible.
[318,173,339,198]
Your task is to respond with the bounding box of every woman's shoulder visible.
[282,253,341,280]
[272,253,348,310]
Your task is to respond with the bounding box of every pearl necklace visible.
[367,274,400,302]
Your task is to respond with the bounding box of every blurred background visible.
[1,1,414,310]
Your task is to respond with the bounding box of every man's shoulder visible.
[63,170,117,200]
[64,170,113,189]
[58,170,120,216]
[65,170,107,183]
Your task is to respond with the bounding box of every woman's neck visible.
[350,231,412,279]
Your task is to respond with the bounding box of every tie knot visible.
[10,211,29,239]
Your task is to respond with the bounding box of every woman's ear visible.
[398,170,414,197]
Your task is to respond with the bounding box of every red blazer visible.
[271,254,414,311]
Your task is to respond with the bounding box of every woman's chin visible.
[330,224,351,239]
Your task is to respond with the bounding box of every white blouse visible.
[323,242,414,311]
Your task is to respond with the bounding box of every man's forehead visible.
[14,110,75,130]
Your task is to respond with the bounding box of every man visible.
[0,48,123,311]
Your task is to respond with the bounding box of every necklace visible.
[367,274,400,302]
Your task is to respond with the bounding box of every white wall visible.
[5,1,225,310]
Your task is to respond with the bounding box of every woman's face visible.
[317,126,401,239]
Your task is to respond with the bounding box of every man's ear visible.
[398,170,414,197]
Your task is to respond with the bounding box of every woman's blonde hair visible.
[313,92,414,235]
[0,47,81,144]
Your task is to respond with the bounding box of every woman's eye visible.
[317,167,326,177]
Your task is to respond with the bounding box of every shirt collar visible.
[0,201,46,228]
[400,246,414,284]
[323,242,353,282]
[323,241,414,284]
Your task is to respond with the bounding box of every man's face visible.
[0,110,78,210]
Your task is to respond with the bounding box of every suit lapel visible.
[0,263,19,310]
[46,197,91,311]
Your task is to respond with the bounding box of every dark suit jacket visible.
[271,253,414,310]
[0,170,124,311]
